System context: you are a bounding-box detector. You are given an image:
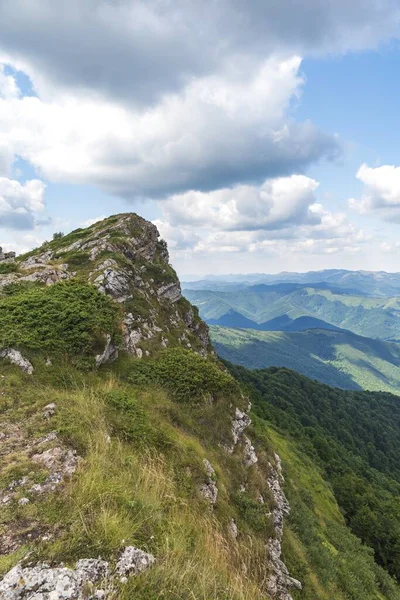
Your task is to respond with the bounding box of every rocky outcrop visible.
[242,435,258,467]
[266,453,302,600]
[0,349,33,374]
[116,546,155,578]
[231,406,251,447]
[0,547,155,599]
[199,458,218,506]
[0,247,16,262]
[95,335,119,367]
[1,213,211,363]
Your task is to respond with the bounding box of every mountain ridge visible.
[0,213,399,599]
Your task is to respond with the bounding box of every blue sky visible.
[1,1,400,277]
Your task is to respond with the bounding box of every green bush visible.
[0,280,121,367]
[129,347,240,403]
[0,262,18,274]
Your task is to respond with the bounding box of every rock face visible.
[0,247,16,262]
[266,453,302,600]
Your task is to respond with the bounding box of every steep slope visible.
[0,213,399,600]
[185,286,400,341]
[210,326,400,394]
[228,363,400,587]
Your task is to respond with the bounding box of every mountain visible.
[208,310,345,333]
[183,268,400,297]
[185,286,400,341]
[210,326,400,394]
[0,213,399,600]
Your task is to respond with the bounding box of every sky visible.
[1,1,400,278]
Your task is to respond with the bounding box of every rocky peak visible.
[0,213,211,366]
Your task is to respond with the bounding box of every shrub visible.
[0,262,18,274]
[129,347,240,403]
[0,280,121,367]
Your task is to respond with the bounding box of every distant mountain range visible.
[207,309,347,333]
[211,326,400,395]
[183,268,400,298]
[185,284,400,341]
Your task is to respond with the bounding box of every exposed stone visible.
[0,559,109,600]
[116,546,155,577]
[231,407,251,447]
[265,453,302,599]
[95,335,119,367]
[0,349,33,375]
[199,458,218,506]
[156,282,181,303]
[43,403,56,418]
[243,435,258,467]
[18,497,30,506]
[228,518,238,539]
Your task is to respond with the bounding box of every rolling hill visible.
[210,325,400,394]
[185,286,400,341]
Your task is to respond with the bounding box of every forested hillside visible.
[211,326,400,394]
[227,362,400,583]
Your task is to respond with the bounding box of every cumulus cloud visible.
[0,0,399,105]
[155,174,368,260]
[0,57,340,198]
[349,164,400,222]
[0,177,46,229]
[161,175,321,231]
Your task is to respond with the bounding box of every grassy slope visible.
[185,288,400,341]
[210,326,400,395]
[2,358,398,600]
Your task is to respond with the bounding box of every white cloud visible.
[0,57,339,197]
[349,163,400,222]
[161,175,321,231]
[155,174,368,263]
[0,177,45,229]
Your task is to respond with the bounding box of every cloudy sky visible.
[1,1,400,278]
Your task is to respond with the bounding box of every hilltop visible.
[0,214,399,600]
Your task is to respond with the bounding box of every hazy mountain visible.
[183,269,400,297]
[185,286,400,341]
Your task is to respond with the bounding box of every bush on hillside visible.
[0,280,121,367]
[129,347,240,403]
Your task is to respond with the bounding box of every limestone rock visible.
[95,335,119,367]
[0,559,109,600]
[116,546,155,577]
[231,407,251,446]
[199,459,218,506]
[243,436,258,467]
[0,349,33,375]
